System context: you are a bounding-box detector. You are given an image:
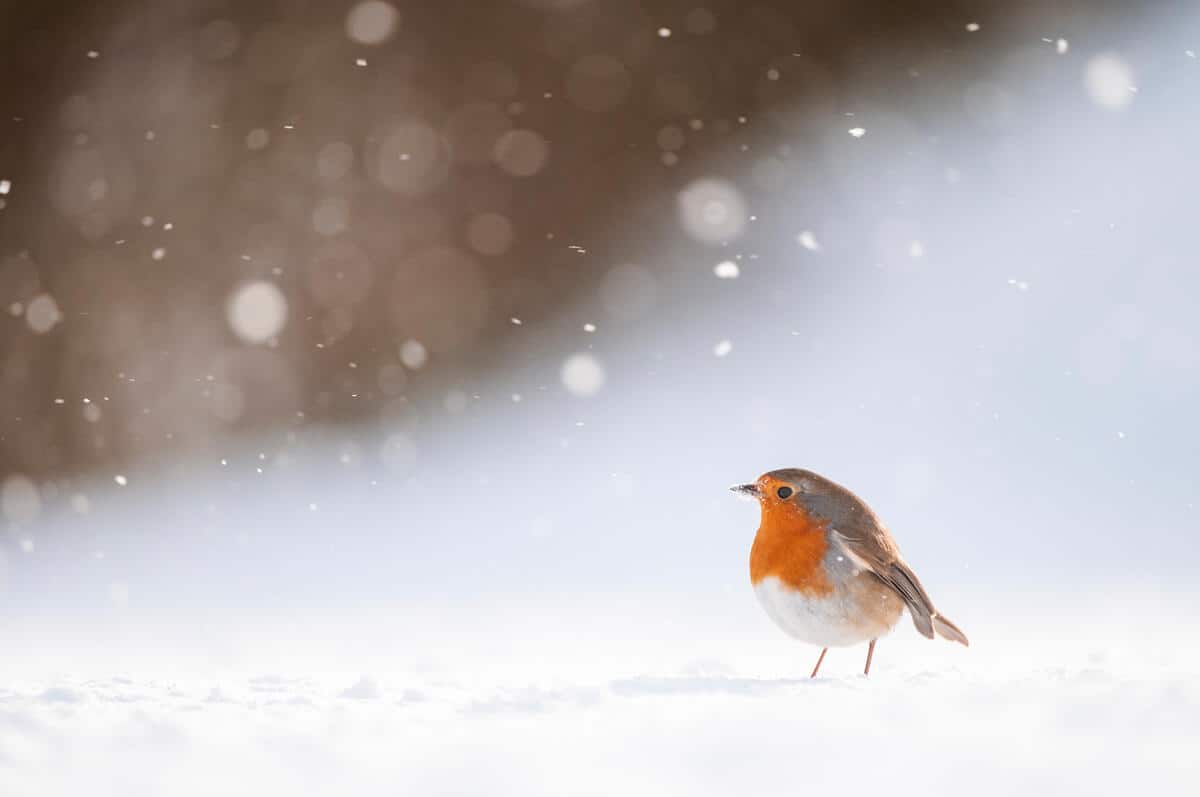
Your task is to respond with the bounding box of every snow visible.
[713,260,740,279]
[796,230,821,251]
[1085,54,1136,110]
[226,281,287,343]
[561,352,606,396]
[0,598,1195,796]
[398,339,427,369]
[678,179,748,244]
[345,1,400,46]
[24,294,61,334]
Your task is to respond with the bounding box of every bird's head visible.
[731,468,814,507]
[730,468,855,524]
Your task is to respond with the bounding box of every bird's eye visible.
[776,486,793,500]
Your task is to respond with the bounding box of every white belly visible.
[753,575,898,648]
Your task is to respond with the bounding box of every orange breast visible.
[749,502,833,597]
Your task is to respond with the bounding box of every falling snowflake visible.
[713,260,740,279]
[797,230,821,251]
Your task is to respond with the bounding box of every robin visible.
[731,468,968,677]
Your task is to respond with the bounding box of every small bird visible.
[731,468,968,677]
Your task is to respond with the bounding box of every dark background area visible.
[0,0,1141,479]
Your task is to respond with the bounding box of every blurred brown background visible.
[0,0,1132,479]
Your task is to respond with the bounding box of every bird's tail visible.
[932,613,969,646]
[883,560,970,647]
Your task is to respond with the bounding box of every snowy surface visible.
[7,672,1191,795]
[2,593,1197,795]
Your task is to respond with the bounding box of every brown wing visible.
[827,512,938,640]
[831,519,969,645]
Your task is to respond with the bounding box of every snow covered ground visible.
[2,593,1197,796]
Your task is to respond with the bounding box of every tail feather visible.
[932,613,969,646]
[887,563,935,639]
[906,605,935,639]
[877,561,968,646]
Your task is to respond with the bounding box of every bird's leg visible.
[810,647,828,678]
[864,639,876,676]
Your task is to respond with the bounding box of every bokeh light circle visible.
[346,1,400,46]
[1085,54,1135,110]
[678,178,748,244]
[561,353,606,396]
[371,121,450,196]
[26,294,63,334]
[246,128,270,150]
[227,280,288,343]
[494,129,549,177]
[466,212,515,256]
[399,339,428,369]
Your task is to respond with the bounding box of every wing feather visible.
[830,519,936,639]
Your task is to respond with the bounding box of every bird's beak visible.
[729,483,761,499]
